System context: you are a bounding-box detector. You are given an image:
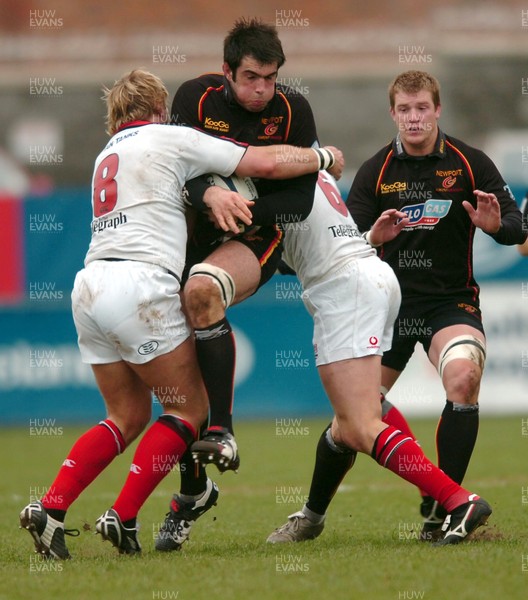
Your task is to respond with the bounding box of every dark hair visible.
[223,18,286,77]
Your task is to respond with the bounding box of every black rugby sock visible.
[436,399,479,484]
[46,508,66,522]
[179,421,208,496]
[305,424,357,516]
[194,317,236,434]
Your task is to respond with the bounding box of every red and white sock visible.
[372,425,473,513]
[381,397,427,498]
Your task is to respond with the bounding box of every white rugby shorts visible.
[72,260,190,364]
[301,256,401,366]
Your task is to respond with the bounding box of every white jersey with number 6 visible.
[282,171,375,288]
[85,122,246,278]
[282,172,401,365]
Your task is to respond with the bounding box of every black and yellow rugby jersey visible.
[171,73,318,226]
[347,131,525,303]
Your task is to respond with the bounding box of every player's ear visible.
[223,62,232,81]
[154,104,168,124]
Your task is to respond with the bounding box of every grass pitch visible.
[1,416,527,600]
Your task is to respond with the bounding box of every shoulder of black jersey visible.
[176,73,224,95]
[272,86,317,145]
[350,142,394,197]
[360,142,394,171]
[444,134,487,159]
[444,133,500,177]
[172,74,225,126]
[195,72,224,87]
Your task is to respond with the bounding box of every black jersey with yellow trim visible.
[171,72,317,148]
[171,72,319,231]
[347,131,525,303]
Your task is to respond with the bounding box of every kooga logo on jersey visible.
[380,181,406,194]
[204,117,229,133]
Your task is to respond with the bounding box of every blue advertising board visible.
[0,188,526,425]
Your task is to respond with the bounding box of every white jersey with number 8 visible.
[85,122,246,278]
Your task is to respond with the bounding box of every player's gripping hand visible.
[203,186,255,234]
[463,190,501,234]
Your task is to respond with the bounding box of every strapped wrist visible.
[312,147,335,171]
[362,230,382,248]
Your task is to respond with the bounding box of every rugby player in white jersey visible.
[266,172,492,546]
[18,68,343,558]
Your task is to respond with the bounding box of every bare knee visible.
[109,408,152,446]
[179,404,209,433]
[163,396,209,434]
[184,278,225,328]
[444,363,482,404]
[331,420,375,455]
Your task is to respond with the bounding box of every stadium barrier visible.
[0,188,526,425]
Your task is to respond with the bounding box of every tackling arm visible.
[235,144,343,180]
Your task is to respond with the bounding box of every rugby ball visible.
[206,173,259,201]
[206,174,259,238]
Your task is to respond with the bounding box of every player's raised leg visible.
[184,239,263,472]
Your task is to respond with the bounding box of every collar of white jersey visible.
[116,120,152,133]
